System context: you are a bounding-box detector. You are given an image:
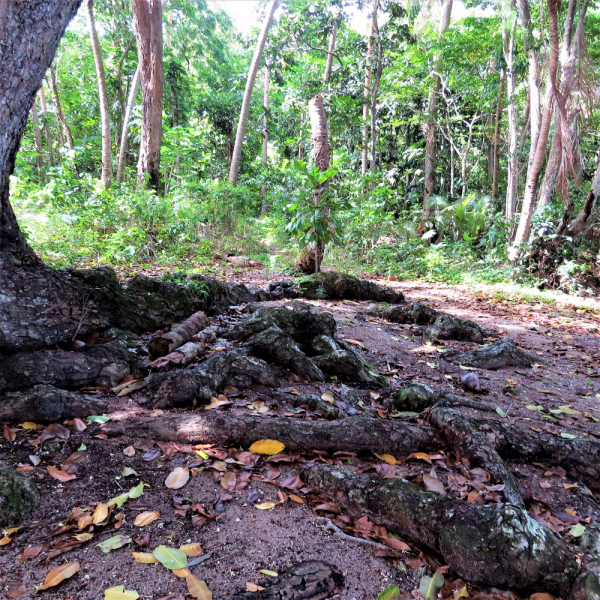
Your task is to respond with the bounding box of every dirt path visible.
[2,269,600,600]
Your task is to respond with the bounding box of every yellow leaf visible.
[186,572,212,599]
[257,406,270,414]
[38,562,80,590]
[132,552,159,564]
[173,567,190,577]
[179,543,203,557]
[290,494,306,504]
[92,503,109,524]
[203,397,230,410]
[165,466,190,489]
[0,536,11,545]
[254,502,277,510]
[19,422,38,430]
[74,532,94,542]
[134,511,159,527]
[407,452,431,462]
[259,569,278,577]
[104,585,140,599]
[321,392,335,404]
[249,439,285,455]
[375,453,397,465]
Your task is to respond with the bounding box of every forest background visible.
[13,0,600,295]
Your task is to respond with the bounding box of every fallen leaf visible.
[97,535,132,553]
[179,543,203,556]
[314,502,341,514]
[72,418,87,432]
[132,552,159,564]
[254,502,277,510]
[6,582,27,597]
[419,572,444,600]
[529,594,556,600]
[3,424,16,441]
[0,535,12,545]
[186,572,212,599]
[423,474,446,495]
[38,561,80,590]
[47,465,77,482]
[104,585,140,599]
[407,452,431,463]
[134,511,160,527]
[249,439,285,455]
[246,582,266,592]
[539,481,552,489]
[173,568,190,577]
[93,503,109,524]
[378,584,401,600]
[122,467,138,477]
[19,544,43,563]
[375,453,397,465]
[20,422,37,430]
[321,392,335,404]
[569,523,585,537]
[153,545,188,570]
[123,446,135,457]
[220,471,237,491]
[165,467,190,489]
[290,494,306,504]
[203,396,230,410]
[29,455,41,466]
[260,570,278,577]
[75,532,94,542]
[87,415,110,424]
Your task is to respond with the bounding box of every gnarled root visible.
[304,464,579,596]
[443,338,538,369]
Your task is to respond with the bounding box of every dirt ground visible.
[1,267,600,600]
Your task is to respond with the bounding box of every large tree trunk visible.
[509,0,559,261]
[132,0,164,191]
[422,0,453,214]
[30,98,45,180]
[361,0,378,177]
[86,0,113,187]
[116,65,142,183]
[228,0,278,185]
[504,11,518,218]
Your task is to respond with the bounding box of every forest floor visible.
[2,264,600,600]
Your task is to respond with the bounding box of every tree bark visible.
[261,65,270,214]
[323,20,338,84]
[370,35,383,174]
[38,85,54,165]
[228,0,278,185]
[422,0,454,212]
[361,0,378,176]
[50,64,75,151]
[86,0,113,187]
[503,10,518,218]
[30,98,45,180]
[567,155,600,235]
[491,70,505,200]
[132,0,164,191]
[116,65,142,183]
[509,0,559,260]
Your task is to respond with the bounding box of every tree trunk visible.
[422,0,454,211]
[50,65,75,151]
[261,65,270,214]
[38,86,54,165]
[504,11,518,219]
[30,98,45,180]
[228,0,278,185]
[491,70,505,199]
[132,0,164,191]
[323,20,338,84]
[86,0,113,187]
[370,36,383,174]
[361,0,378,176]
[509,0,559,260]
[116,66,141,183]
[567,155,600,235]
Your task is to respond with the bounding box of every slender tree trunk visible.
[422,0,454,210]
[30,99,45,180]
[261,65,270,214]
[115,37,134,132]
[86,0,113,187]
[567,156,600,235]
[491,70,505,199]
[537,0,589,209]
[228,0,278,185]
[116,66,141,183]
[323,20,338,84]
[361,0,378,176]
[504,10,518,219]
[509,0,560,260]
[50,65,75,151]
[132,0,164,191]
[370,37,383,174]
[38,86,54,165]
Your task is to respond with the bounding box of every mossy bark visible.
[443,337,537,369]
[0,468,41,526]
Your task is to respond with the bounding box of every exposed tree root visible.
[229,561,344,599]
[443,337,538,369]
[0,385,106,422]
[147,310,210,358]
[389,382,496,413]
[102,412,441,455]
[304,464,579,596]
[366,302,488,343]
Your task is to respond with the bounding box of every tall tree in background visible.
[422,0,453,211]
[86,0,113,187]
[361,0,378,176]
[261,62,270,213]
[132,0,164,191]
[30,98,45,180]
[50,65,75,151]
[510,0,560,260]
[503,1,518,218]
[229,0,278,185]
[38,86,54,164]
[116,66,141,183]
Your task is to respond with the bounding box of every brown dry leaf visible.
[564,483,579,490]
[78,514,93,530]
[72,418,87,432]
[47,465,77,482]
[16,465,35,473]
[0,535,12,545]
[345,338,365,348]
[249,439,285,455]
[63,450,87,465]
[314,502,341,514]
[529,594,556,600]
[123,446,136,457]
[179,543,202,556]
[375,453,397,465]
[173,568,190,578]
[290,494,306,504]
[3,424,16,441]
[407,452,432,463]
[39,423,70,442]
[186,572,212,599]
[254,502,277,510]
[7,582,27,597]
[539,481,552,489]
[220,471,237,491]
[165,466,190,489]
[132,552,159,564]
[134,511,160,527]
[38,561,80,590]
[92,503,109,524]
[203,396,231,410]
[19,544,43,563]
[74,532,94,542]
[246,583,266,592]
[114,513,124,529]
